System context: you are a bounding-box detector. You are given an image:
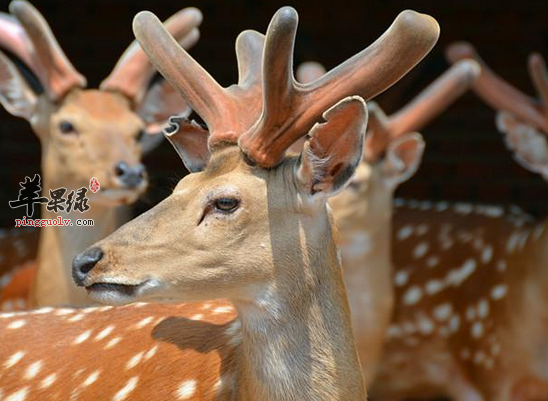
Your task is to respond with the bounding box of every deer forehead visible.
[57,89,142,130]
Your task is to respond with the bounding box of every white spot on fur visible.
[433,303,452,321]
[466,305,476,321]
[435,201,449,212]
[344,232,373,258]
[95,325,115,341]
[425,279,444,295]
[387,325,402,338]
[55,308,74,316]
[7,320,26,329]
[24,360,42,379]
[449,315,460,333]
[471,322,484,338]
[4,351,25,368]
[402,321,416,334]
[496,260,507,272]
[113,376,139,401]
[397,226,413,241]
[426,256,439,268]
[460,348,470,360]
[454,203,473,214]
[491,342,501,355]
[126,352,144,370]
[416,224,429,235]
[134,316,154,329]
[177,379,197,399]
[105,337,122,349]
[5,387,28,401]
[73,330,92,344]
[213,306,233,314]
[394,270,409,287]
[484,357,494,369]
[40,373,57,389]
[491,284,508,300]
[403,286,422,305]
[473,351,486,365]
[446,259,476,287]
[413,242,429,259]
[417,314,434,335]
[144,345,158,361]
[477,299,489,319]
[190,314,203,320]
[68,314,85,322]
[31,307,53,314]
[481,246,493,263]
[132,302,147,307]
[83,370,100,387]
[507,232,521,253]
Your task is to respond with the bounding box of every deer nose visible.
[72,247,104,286]
[113,162,147,188]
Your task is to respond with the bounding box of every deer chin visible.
[85,279,161,305]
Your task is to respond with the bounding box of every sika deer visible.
[0,7,439,400]
[0,1,201,308]
[370,45,548,401]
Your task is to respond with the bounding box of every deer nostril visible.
[72,247,104,286]
[114,162,128,177]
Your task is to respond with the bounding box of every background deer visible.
[370,44,548,401]
[0,1,201,308]
[0,7,439,400]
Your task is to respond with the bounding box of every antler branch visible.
[446,41,548,133]
[101,7,203,104]
[9,0,86,100]
[388,59,481,136]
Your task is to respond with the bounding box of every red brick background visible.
[0,0,547,226]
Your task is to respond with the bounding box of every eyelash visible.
[198,197,240,225]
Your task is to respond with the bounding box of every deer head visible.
[0,1,201,205]
[447,42,548,181]
[70,7,439,307]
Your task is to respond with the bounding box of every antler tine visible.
[446,41,548,132]
[528,53,548,116]
[235,30,264,89]
[10,0,86,100]
[133,11,228,132]
[101,7,203,104]
[240,8,440,167]
[296,62,326,84]
[0,14,33,68]
[388,59,481,136]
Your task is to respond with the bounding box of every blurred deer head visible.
[447,42,548,181]
[0,1,201,205]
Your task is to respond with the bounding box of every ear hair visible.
[0,50,36,120]
[164,116,210,173]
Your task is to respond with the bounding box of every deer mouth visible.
[85,280,155,304]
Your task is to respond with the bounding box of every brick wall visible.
[1,0,547,226]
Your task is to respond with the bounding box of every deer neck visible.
[232,209,366,401]
[31,175,119,307]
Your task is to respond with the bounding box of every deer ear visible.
[0,51,36,121]
[137,79,192,154]
[381,132,425,189]
[164,117,210,173]
[297,96,367,197]
[496,111,548,178]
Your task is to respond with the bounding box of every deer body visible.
[0,2,201,308]
[0,6,440,398]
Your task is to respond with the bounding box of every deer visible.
[0,7,440,400]
[369,44,548,401]
[0,1,202,309]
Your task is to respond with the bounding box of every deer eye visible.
[214,198,240,213]
[58,120,77,135]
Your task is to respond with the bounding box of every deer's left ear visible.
[380,132,425,189]
[136,79,192,154]
[165,117,210,173]
[297,96,367,197]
